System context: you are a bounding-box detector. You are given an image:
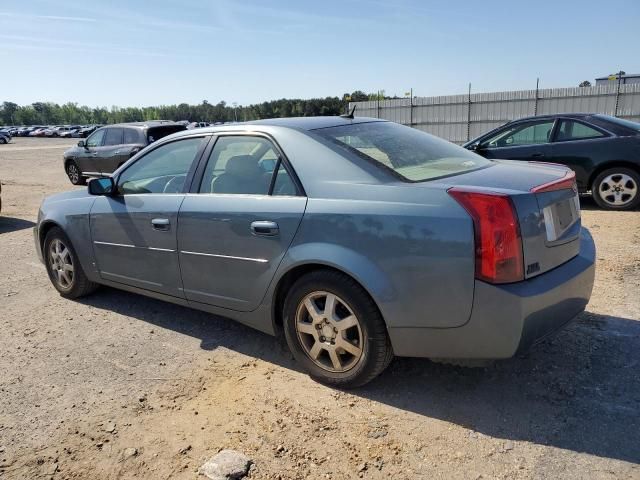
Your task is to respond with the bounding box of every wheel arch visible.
[270,257,394,339]
[588,161,640,190]
[38,220,64,251]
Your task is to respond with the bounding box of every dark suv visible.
[63,121,186,185]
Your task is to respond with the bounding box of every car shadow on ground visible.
[79,288,639,465]
[0,216,35,234]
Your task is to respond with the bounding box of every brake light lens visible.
[530,169,577,193]
[448,188,524,284]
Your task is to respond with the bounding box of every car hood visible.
[43,188,91,205]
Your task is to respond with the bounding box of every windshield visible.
[595,114,640,132]
[315,121,489,182]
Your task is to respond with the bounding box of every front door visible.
[178,134,306,311]
[75,128,106,174]
[89,136,208,297]
[478,119,556,161]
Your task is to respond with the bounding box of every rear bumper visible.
[389,228,596,358]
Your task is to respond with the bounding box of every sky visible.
[1,0,639,107]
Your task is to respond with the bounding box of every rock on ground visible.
[199,450,252,480]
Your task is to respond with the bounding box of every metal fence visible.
[349,83,640,144]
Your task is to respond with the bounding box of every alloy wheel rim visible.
[48,239,74,289]
[295,291,364,373]
[599,173,637,206]
[68,164,79,183]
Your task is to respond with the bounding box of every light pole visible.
[232,102,238,122]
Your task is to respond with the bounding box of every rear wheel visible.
[44,227,98,298]
[282,270,392,388]
[592,167,640,210]
[0,137,6,144]
[66,160,86,185]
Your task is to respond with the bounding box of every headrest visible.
[225,155,261,178]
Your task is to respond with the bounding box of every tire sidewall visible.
[592,167,640,210]
[44,228,80,296]
[282,273,383,387]
[66,160,83,185]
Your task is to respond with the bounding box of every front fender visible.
[36,193,99,282]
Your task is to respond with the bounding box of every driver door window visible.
[117,137,204,194]
[485,120,555,148]
[86,129,105,147]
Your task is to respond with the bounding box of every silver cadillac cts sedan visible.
[34,117,595,387]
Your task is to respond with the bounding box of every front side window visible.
[315,121,489,182]
[86,128,105,147]
[103,128,124,146]
[484,120,555,147]
[199,136,278,195]
[117,137,204,194]
[555,120,605,141]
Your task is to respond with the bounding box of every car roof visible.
[107,120,180,129]
[245,115,386,131]
[507,113,593,123]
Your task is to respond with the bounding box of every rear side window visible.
[315,122,489,182]
[199,136,278,195]
[147,125,186,144]
[555,120,605,141]
[103,128,123,146]
[123,128,140,144]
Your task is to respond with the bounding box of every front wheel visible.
[66,160,86,185]
[44,227,98,298]
[591,168,640,210]
[282,270,393,388]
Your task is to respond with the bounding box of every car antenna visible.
[341,105,357,119]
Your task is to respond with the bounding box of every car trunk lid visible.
[434,160,581,280]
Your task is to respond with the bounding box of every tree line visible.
[0,90,395,126]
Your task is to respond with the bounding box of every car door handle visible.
[531,153,545,158]
[251,221,279,236]
[151,218,171,231]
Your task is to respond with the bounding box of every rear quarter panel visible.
[275,185,475,329]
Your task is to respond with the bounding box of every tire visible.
[591,167,640,211]
[44,227,99,299]
[66,160,86,186]
[282,270,393,388]
[0,137,6,144]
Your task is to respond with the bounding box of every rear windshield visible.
[594,114,640,133]
[315,121,489,182]
[147,125,187,143]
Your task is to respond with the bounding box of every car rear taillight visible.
[448,188,524,284]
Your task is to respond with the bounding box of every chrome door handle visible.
[251,221,279,236]
[151,218,171,231]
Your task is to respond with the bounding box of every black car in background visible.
[464,114,640,210]
[0,129,12,144]
[63,121,186,185]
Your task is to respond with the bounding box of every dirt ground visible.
[0,137,639,480]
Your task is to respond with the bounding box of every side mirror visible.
[77,140,85,148]
[468,142,483,151]
[88,177,115,196]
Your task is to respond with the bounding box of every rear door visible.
[549,119,612,190]
[178,134,306,311]
[478,119,556,161]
